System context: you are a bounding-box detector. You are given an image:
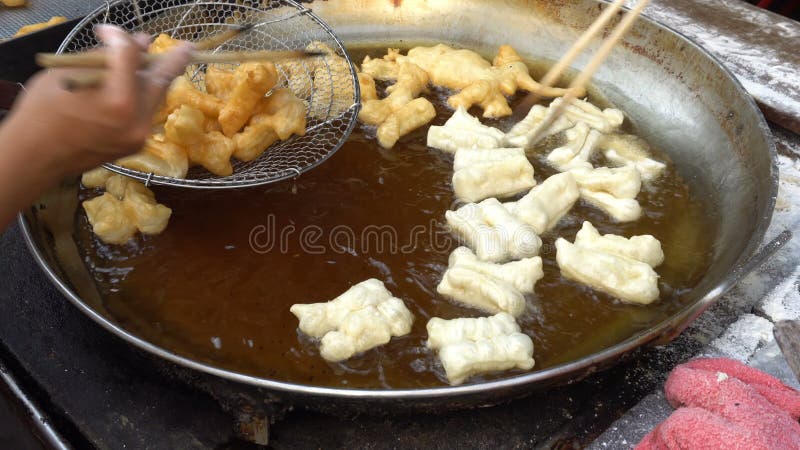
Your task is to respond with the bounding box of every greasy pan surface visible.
[20,0,776,406]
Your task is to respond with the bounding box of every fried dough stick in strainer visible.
[205,65,235,99]
[233,88,306,162]
[164,105,235,177]
[219,62,278,136]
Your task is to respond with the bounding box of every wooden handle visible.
[56,25,257,91]
[52,49,324,90]
[61,71,105,91]
[38,49,324,69]
[193,24,254,51]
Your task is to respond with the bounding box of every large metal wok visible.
[18,0,777,411]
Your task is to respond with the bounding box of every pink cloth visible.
[635,358,800,450]
[683,358,800,419]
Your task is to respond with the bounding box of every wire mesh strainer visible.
[58,0,361,189]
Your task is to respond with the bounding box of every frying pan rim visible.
[16,0,778,400]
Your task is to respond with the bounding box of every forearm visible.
[0,116,65,230]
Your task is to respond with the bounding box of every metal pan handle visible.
[652,228,793,346]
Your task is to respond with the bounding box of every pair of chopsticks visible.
[516,0,650,144]
[36,24,323,90]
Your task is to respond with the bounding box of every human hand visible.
[1,25,194,179]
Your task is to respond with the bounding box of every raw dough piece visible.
[580,190,641,222]
[452,148,535,203]
[601,133,666,182]
[570,165,642,222]
[437,268,525,317]
[453,147,526,171]
[504,97,622,148]
[555,236,659,305]
[426,313,535,385]
[552,97,624,134]
[546,123,602,172]
[503,172,579,234]
[504,104,575,148]
[446,198,541,263]
[570,165,641,198]
[426,312,520,350]
[574,221,664,267]
[426,107,505,154]
[289,279,414,362]
[436,247,542,316]
[446,247,543,293]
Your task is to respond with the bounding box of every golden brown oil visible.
[74,49,715,389]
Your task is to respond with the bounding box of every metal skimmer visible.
[58,0,361,189]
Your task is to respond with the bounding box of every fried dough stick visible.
[219,62,278,136]
[448,46,568,117]
[233,88,306,162]
[204,65,235,100]
[115,134,189,179]
[358,72,378,102]
[363,44,571,118]
[359,62,429,126]
[360,48,402,80]
[165,76,224,119]
[377,97,436,149]
[164,105,235,176]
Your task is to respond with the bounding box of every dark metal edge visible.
[0,361,72,450]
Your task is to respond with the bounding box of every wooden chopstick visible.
[54,26,256,90]
[52,25,255,90]
[45,24,325,91]
[193,24,254,51]
[524,0,650,145]
[37,49,323,69]
[512,0,627,118]
[47,49,322,91]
